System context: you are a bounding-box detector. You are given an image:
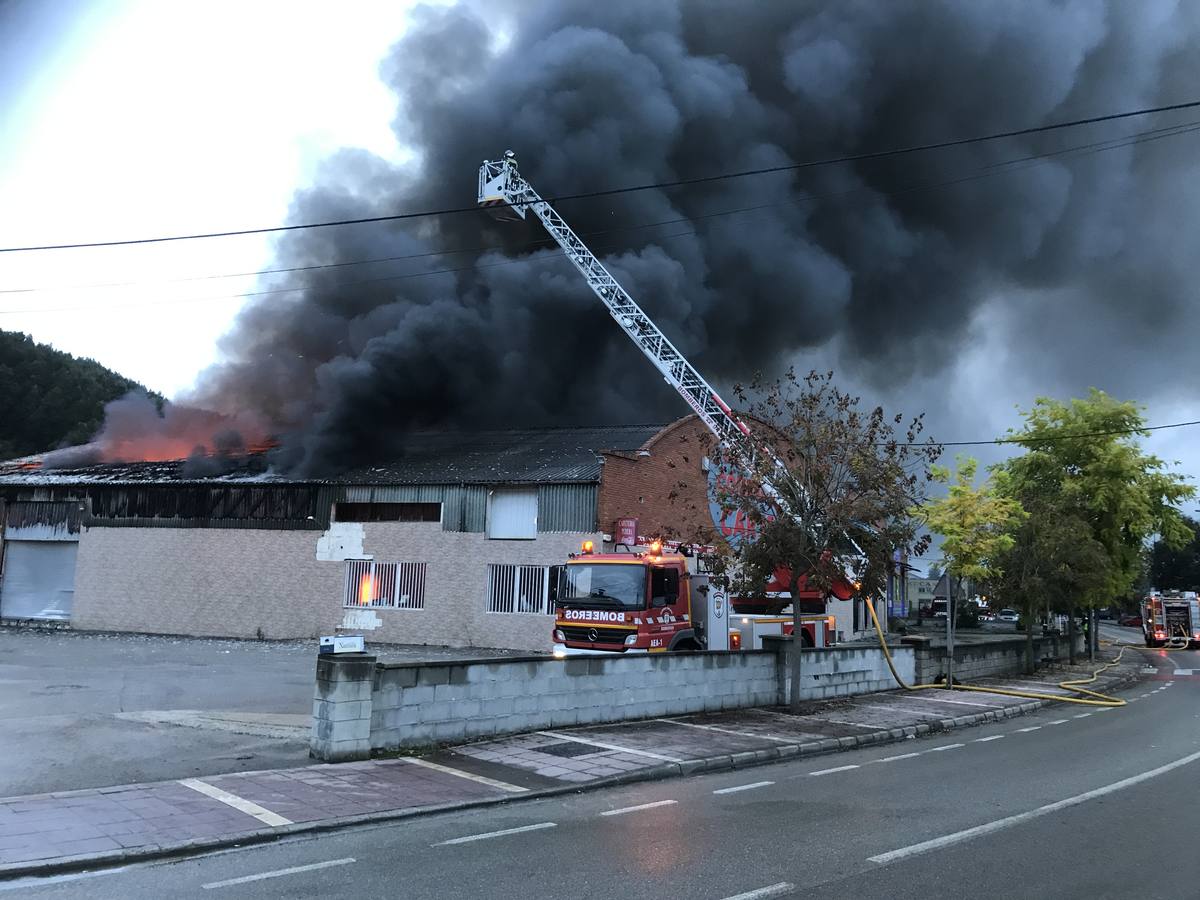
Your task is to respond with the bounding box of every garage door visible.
[0,541,78,620]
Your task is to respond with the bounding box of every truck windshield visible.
[559,564,647,609]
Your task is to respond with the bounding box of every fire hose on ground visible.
[864,598,1127,708]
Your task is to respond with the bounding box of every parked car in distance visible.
[1118,614,1142,627]
[997,608,1019,622]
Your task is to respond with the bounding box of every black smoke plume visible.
[186,0,1200,475]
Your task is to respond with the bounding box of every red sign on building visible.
[614,516,639,545]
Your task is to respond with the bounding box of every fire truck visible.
[478,151,865,656]
[1140,590,1200,647]
[550,538,837,657]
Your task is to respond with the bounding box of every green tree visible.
[920,457,1026,678]
[1001,390,1195,657]
[993,501,1109,671]
[710,370,939,712]
[0,330,157,459]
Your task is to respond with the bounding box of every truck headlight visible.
[554,629,565,642]
[624,634,637,646]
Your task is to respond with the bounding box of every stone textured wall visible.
[366,651,782,750]
[70,523,597,650]
[72,527,342,640]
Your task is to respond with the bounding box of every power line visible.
[8,115,1197,297]
[3,98,1198,254]
[5,118,1197,314]
[935,419,1200,448]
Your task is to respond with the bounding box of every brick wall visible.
[597,416,720,544]
[70,523,597,651]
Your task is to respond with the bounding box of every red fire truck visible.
[551,540,837,657]
[1140,590,1200,647]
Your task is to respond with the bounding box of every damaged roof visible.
[0,424,666,487]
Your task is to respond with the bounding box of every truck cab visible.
[552,541,707,656]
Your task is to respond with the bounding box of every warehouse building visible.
[0,417,872,650]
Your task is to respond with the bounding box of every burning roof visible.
[0,424,666,488]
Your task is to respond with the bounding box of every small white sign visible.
[341,608,382,631]
[320,635,365,654]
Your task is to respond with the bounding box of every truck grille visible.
[559,625,634,644]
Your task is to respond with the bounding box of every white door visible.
[0,541,78,620]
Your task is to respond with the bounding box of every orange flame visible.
[358,573,374,606]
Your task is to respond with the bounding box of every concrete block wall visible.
[367,651,781,751]
[906,633,1085,684]
[311,654,378,761]
[762,637,915,703]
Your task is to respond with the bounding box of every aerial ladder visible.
[477,150,869,636]
[477,151,810,533]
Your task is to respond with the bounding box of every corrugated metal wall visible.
[2,501,84,540]
[537,483,597,532]
[0,480,597,534]
[342,483,596,533]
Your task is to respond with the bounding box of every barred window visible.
[486,564,554,614]
[344,560,426,610]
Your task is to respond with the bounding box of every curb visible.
[0,667,1142,881]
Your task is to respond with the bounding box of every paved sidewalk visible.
[0,654,1141,878]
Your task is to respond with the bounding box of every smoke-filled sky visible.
[3,0,1200,513]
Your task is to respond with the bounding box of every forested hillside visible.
[0,330,155,459]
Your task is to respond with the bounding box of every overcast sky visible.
[2,0,1197,536]
[0,0,415,394]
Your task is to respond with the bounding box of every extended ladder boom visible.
[478,153,752,450]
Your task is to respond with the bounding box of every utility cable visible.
[2,98,1198,253]
[5,117,1197,309]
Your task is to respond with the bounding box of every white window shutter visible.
[487,489,538,539]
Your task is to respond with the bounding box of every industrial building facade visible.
[0,418,872,650]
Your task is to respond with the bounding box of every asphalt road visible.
[0,629,530,795]
[11,632,1198,900]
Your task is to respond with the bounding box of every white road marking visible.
[1073,713,1092,719]
[973,735,1004,743]
[854,703,942,719]
[402,757,528,793]
[435,822,556,846]
[803,716,880,729]
[868,748,1200,865]
[910,693,1006,709]
[1096,707,1115,712]
[536,731,682,762]
[928,743,965,751]
[202,859,355,890]
[178,778,292,827]
[874,752,922,762]
[810,764,860,776]
[720,883,796,900]
[1047,719,1070,725]
[1015,726,1042,733]
[656,718,794,744]
[713,781,775,795]
[600,799,678,816]
[1139,694,1151,699]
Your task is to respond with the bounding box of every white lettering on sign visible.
[341,608,382,631]
[562,609,627,623]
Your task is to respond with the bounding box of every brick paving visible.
[0,658,1140,874]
